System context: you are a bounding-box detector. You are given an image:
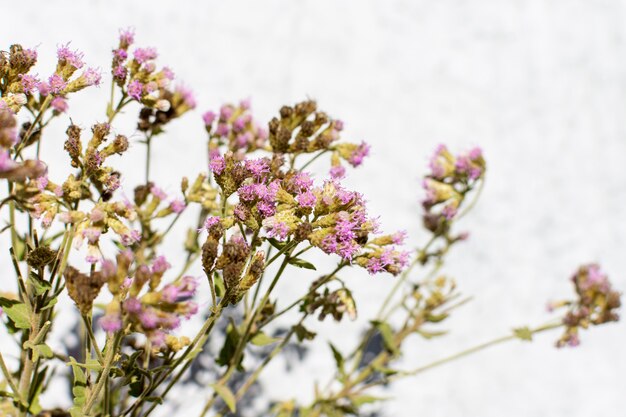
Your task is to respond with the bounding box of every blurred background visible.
[2,1,625,416]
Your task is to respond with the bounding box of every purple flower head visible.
[127,80,144,100]
[176,85,196,109]
[48,74,67,94]
[20,74,39,94]
[162,276,198,303]
[152,255,171,274]
[100,313,122,333]
[139,309,159,329]
[82,227,101,244]
[209,156,226,175]
[264,219,289,240]
[36,175,48,191]
[296,191,317,208]
[203,216,221,232]
[240,98,251,110]
[133,47,158,64]
[119,28,135,47]
[121,230,141,246]
[51,97,68,113]
[347,141,370,167]
[216,123,230,137]
[150,185,167,200]
[256,200,276,218]
[0,151,18,173]
[203,110,217,126]
[220,104,234,121]
[57,44,84,69]
[391,230,407,245]
[100,259,117,279]
[329,165,346,180]
[124,297,142,314]
[245,158,270,179]
[169,199,186,214]
[82,68,102,87]
[292,172,314,192]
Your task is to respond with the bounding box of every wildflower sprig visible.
[0,31,619,417]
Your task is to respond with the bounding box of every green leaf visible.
[266,237,287,250]
[40,297,58,311]
[293,324,316,342]
[415,329,448,339]
[251,332,280,346]
[351,394,386,407]
[288,257,316,270]
[28,273,51,296]
[425,312,449,323]
[3,302,31,329]
[371,321,399,355]
[513,327,533,341]
[329,343,345,375]
[210,384,236,412]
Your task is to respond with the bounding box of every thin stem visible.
[299,149,329,171]
[82,333,121,415]
[0,351,24,407]
[145,134,152,184]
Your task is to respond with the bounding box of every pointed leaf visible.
[210,384,236,412]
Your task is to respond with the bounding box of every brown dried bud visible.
[238,251,265,296]
[294,222,313,242]
[64,266,107,315]
[26,246,57,269]
[64,124,83,168]
[134,182,153,206]
[201,235,219,273]
[112,134,129,154]
[279,105,294,120]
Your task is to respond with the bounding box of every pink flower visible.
[100,313,122,333]
[133,47,158,64]
[19,74,39,94]
[169,199,186,214]
[48,74,67,94]
[127,80,144,100]
[51,97,68,113]
[296,191,317,208]
[57,44,84,69]
[152,255,171,274]
[202,111,217,126]
[347,141,370,167]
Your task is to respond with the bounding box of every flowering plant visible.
[0,30,620,417]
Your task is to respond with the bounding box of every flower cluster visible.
[208,139,407,275]
[203,99,268,159]
[550,264,621,347]
[422,144,485,232]
[99,252,199,349]
[111,28,195,131]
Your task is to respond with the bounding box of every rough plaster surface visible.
[1,1,625,416]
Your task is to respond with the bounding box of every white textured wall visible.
[2,1,625,416]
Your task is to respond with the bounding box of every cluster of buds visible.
[0,109,46,181]
[133,182,187,226]
[110,29,196,130]
[3,43,100,115]
[0,44,37,112]
[422,145,485,233]
[550,264,621,347]
[208,142,406,275]
[64,122,129,201]
[303,285,357,322]
[100,252,199,349]
[203,100,268,159]
[200,220,265,305]
[354,231,410,276]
